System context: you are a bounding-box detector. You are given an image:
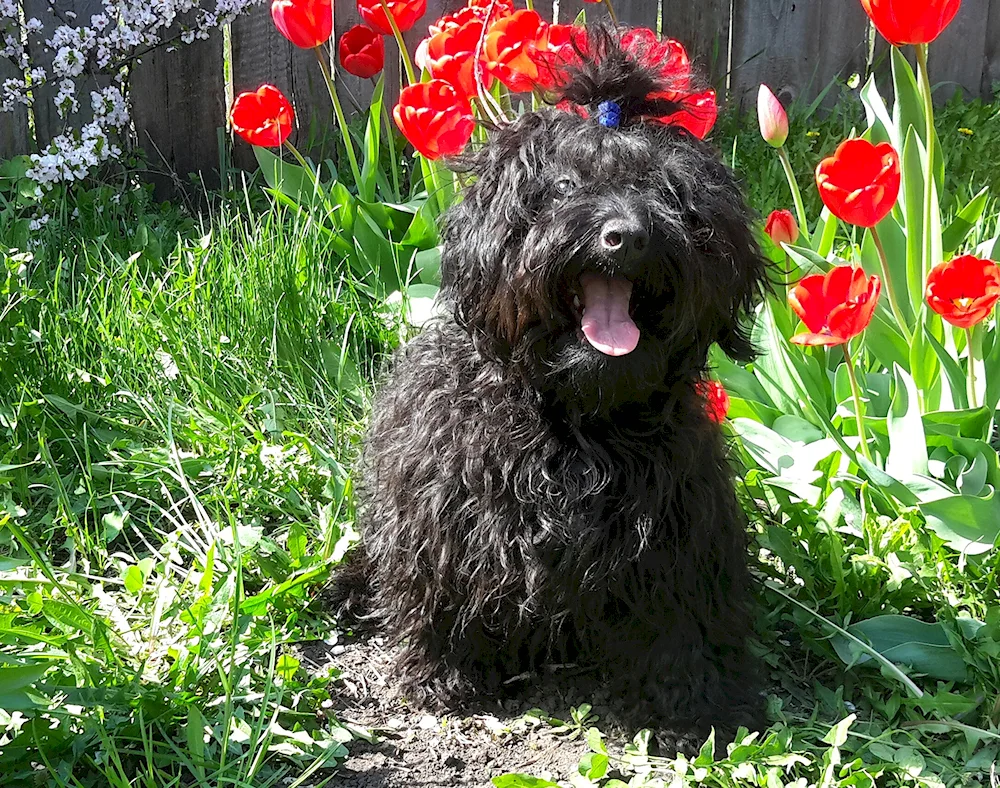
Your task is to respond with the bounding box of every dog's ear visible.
[439,114,552,357]
[678,152,770,363]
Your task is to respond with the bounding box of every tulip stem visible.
[966,325,982,409]
[777,146,811,245]
[842,342,873,464]
[377,0,417,85]
[313,47,364,189]
[915,43,936,289]
[602,0,618,24]
[871,225,912,343]
[376,81,401,201]
[283,140,323,197]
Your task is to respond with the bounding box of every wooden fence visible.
[2,0,1000,193]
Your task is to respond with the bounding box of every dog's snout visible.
[600,219,650,263]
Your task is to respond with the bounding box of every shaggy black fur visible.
[337,25,769,753]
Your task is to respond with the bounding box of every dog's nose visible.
[600,219,650,263]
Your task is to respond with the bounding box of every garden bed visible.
[302,635,629,787]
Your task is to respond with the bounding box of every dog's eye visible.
[553,178,576,197]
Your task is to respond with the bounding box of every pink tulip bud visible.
[757,84,788,148]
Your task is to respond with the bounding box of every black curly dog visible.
[337,26,769,752]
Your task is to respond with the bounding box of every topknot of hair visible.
[546,22,693,126]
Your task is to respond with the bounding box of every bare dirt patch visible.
[296,635,634,788]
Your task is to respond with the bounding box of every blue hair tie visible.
[596,100,621,128]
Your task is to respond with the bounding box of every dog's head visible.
[439,25,767,415]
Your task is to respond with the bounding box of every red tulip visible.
[422,19,492,100]
[271,0,332,48]
[621,28,692,97]
[230,85,295,148]
[357,0,427,35]
[531,23,588,88]
[765,210,799,247]
[393,79,475,160]
[618,30,717,139]
[649,89,718,140]
[860,0,962,46]
[788,266,882,346]
[465,0,513,18]
[815,139,900,228]
[484,9,549,92]
[925,254,1000,329]
[429,3,507,36]
[757,84,788,148]
[339,25,385,79]
[696,380,730,424]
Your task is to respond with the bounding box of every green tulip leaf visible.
[978,230,999,260]
[254,145,321,207]
[861,215,911,328]
[901,127,927,309]
[919,486,1000,555]
[891,47,943,191]
[773,415,824,444]
[730,419,836,506]
[983,324,1000,413]
[923,408,991,440]
[864,311,911,373]
[414,245,442,285]
[921,324,970,410]
[814,206,839,259]
[910,313,944,412]
[886,365,928,478]
[891,48,925,153]
[710,345,773,406]
[860,74,893,148]
[957,453,988,497]
[831,615,969,683]
[359,75,384,203]
[784,244,832,276]
[857,456,920,506]
[942,186,990,257]
[728,397,782,426]
[352,208,399,294]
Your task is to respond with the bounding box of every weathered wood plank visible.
[929,0,989,100]
[981,0,1000,99]
[662,0,730,90]
[612,0,657,30]
[0,13,31,158]
[730,0,869,112]
[22,0,109,148]
[130,30,225,197]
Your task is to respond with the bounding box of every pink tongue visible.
[579,273,640,356]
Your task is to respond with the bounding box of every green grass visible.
[0,182,402,785]
[2,94,1000,787]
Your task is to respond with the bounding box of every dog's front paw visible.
[651,725,707,758]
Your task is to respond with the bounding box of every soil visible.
[296,635,634,788]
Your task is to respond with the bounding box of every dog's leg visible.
[392,610,512,710]
[597,569,763,756]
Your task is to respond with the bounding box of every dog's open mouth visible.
[572,272,640,357]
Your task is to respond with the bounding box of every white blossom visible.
[55,79,79,117]
[3,0,264,186]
